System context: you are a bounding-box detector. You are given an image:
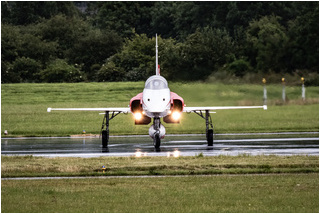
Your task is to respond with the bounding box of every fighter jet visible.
[47,34,267,150]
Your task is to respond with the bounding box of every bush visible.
[96,62,125,82]
[228,59,251,77]
[40,59,83,83]
[12,57,42,82]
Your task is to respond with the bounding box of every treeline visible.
[1,1,319,84]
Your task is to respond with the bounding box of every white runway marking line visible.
[2,173,309,181]
[2,132,318,140]
[168,137,319,144]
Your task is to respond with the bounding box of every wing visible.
[47,107,131,113]
[183,105,267,113]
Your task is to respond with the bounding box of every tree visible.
[67,29,122,80]
[246,15,289,73]
[12,57,42,82]
[150,2,176,38]
[178,27,235,80]
[37,15,89,56]
[103,34,155,81]
[93,2,155,38]
[1,24,57,83]
[1,1,80,25]
[287,2,319,71]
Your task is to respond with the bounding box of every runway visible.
[1,132,318,157]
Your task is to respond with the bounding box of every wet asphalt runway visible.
[1,133,319,157]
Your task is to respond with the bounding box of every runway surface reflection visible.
[2,133,318,157]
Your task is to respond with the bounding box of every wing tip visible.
[263,105,268,110]
[47,108,52,112]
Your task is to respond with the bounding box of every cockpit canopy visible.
[145,75,168,90]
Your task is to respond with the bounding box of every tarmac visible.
[2,132,318,158]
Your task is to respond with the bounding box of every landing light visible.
[134,112,142,120]
[172,111,181,120]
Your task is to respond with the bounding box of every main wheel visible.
[102,130,109,148]
[154,133,161,151]
[207,129,214,146]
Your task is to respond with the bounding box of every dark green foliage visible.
[12,57,42,82]
[40,59,83,83]
[246,15,289,73]
[228,59,251,77]
[103,34,156,81]
[96,62,125,82]
[1,1,80,25]
[178,27,235,80]
[1,1,318,83]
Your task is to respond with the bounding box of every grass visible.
[1,82,319,137]
[2,155,318,178]
[2,174,318,212]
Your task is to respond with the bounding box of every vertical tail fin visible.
[155,34,160,75]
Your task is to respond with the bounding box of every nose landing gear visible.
[152,117,162,151]
[154,133,161,151]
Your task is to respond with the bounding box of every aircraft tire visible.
[102,130,109,148]
[154,133,161,151]
[207,129,214,146]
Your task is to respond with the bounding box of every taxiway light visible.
[102,165,106,173]
[135,151,142,157]
[172,111,181,120]
[173,150,180,158]
[134,112,142,120]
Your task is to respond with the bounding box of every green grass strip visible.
[2,155,318,178]
[2,174,318,212]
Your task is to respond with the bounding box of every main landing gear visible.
[101,111,122,152]
[192,110,214,147]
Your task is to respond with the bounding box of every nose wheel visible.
[154,133,161,151]
[153,118,161,151]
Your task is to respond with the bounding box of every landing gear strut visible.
[193,110,214,146]
[101,111,122,151]
[153,117,161,151]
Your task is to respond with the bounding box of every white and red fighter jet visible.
[48,34,267,150]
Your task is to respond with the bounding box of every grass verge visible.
[2,174,318,212]
[2,155,318,178]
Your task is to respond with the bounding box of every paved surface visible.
[1,133,318,157]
